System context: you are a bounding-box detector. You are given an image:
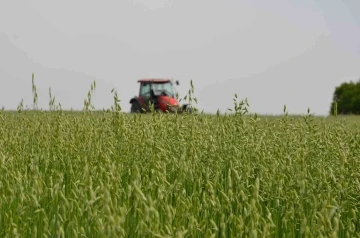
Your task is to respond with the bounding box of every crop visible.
[0,78,360,237]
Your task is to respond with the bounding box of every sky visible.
[1,0,360,115]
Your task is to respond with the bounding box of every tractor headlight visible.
[167,105,179,112]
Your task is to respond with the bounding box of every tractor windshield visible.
[152,82,176,97]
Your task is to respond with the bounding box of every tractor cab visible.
[140,79,178,99]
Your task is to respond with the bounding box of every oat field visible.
[0,81,360,237]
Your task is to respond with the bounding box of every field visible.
[1,82,360,237]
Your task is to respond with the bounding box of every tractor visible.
[129,78,192,113]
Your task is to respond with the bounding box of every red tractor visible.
[129,78,191,113]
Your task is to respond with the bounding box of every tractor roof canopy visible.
[137,78,171,83]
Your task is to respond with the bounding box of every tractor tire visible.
[131,101,142,113]
[182,104,193,113]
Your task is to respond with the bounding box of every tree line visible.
[330,79,360,115]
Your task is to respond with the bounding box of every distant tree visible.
[330,79,360,115]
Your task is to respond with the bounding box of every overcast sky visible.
[1,0,360,115]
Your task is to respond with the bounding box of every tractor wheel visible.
[182,104,193,113]
[131,101,142,113]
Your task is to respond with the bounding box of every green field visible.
[1,79,360,237]
[1,107,360,237]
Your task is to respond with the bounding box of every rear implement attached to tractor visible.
[129,78,192,113]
